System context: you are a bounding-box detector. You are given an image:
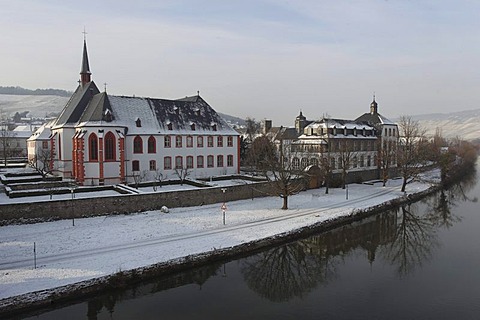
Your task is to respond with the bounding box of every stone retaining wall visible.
[0,182,274,225]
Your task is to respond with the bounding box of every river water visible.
[21,167,480,320]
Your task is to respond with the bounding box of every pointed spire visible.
[80,30,92,86]
[370,92,378,114]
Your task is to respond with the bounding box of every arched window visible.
[148,136,156,153]
[88,133,98,161]
[292,157,300,170]
[301,158,308,169]
[104,132,116,161]
[134,136,143,154]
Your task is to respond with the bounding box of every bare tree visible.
[336,139,358,189]
[174,167,190,186]
[255,137,307,210]
[132,170,147,189]
[378,139,397,187]
[397,116,428,192]
[29,148,55,179]
[153,169,164,191]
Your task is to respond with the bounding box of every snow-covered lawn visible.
[0,175,437,302]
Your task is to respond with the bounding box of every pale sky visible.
[2,0,479,125]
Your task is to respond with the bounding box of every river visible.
[19,167,480,319]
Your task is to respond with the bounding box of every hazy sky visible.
[2,0,479,125]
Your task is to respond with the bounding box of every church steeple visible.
[370,93,378,114]
[80,34,91,86]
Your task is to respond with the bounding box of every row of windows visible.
[88,132,235,161]
[135,135,235,154]
[291,155,384,170]
[162,135,234,150]
[132,155,235,171]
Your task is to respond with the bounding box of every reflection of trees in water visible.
[425,171,477,229]
[86,263,222,320]
[241,241,337,302]
[241,212,398,302]
[381,204,438,277]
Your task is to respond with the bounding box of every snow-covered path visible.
[0,179,433,301]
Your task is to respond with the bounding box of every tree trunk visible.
[401,177,407,192]
[282,196,288,210]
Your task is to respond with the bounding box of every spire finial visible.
[82,27,87,41]
[80,30,92,86]
[104,82,107,92]
[373,92,376,102]
[197,90,200,96]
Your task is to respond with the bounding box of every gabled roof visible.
[355,112,396,126]
[78,91,113,122]
[53,81,100,127]
[74,93,237,135]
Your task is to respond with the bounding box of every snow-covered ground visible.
[0,174,438,302]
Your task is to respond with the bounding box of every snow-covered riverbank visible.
[0,174,439,313]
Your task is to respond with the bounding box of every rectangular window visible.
[197,155,204,168]
[207,136,213,147]
[175,156,183,169]
[164,157,172,170]
[132,160,140,171]
[187,136,193,148]
[197,136,204,147]
[186,156,194,169]
[227,136,233,147]
[207,155,214,168]
[164,136,171,148]
[217,155,224,167]
[42,141,49,149]
[149,160,156,170]
[227,155,233,167]
[217,136,223,147]
[175,136,182,148]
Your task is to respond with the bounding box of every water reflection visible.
[20,171,478,319]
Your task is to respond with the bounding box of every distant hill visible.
[0,91,247,127]
[404,109,480,141]
[0,86,71,97]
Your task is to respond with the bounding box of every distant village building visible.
[27,39,240,185]
[262,97,399,177]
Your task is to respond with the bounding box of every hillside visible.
[2,92,479,140]
[407,109,480,140]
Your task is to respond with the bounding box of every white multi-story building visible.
[27,39,240,185]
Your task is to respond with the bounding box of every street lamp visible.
[345,170,349,200]
[221,188,227,225]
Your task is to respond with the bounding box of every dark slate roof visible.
[78,92,113,122]
[149,95,229,131]
[53,81,100,127]
[355,113,396,128]
[81,40,91,74]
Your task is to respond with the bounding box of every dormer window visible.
[194,108,200,116]
[135,118,141,127]
[333,126,337,136]
[173,105,179,115]
[104,109,113,122]
[353,127,357,136]
[190,123,196,131]
[211,123,217,132]
[344,127,347,136]
[167,122,173,130]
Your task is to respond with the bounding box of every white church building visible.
[28,39,240,185]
